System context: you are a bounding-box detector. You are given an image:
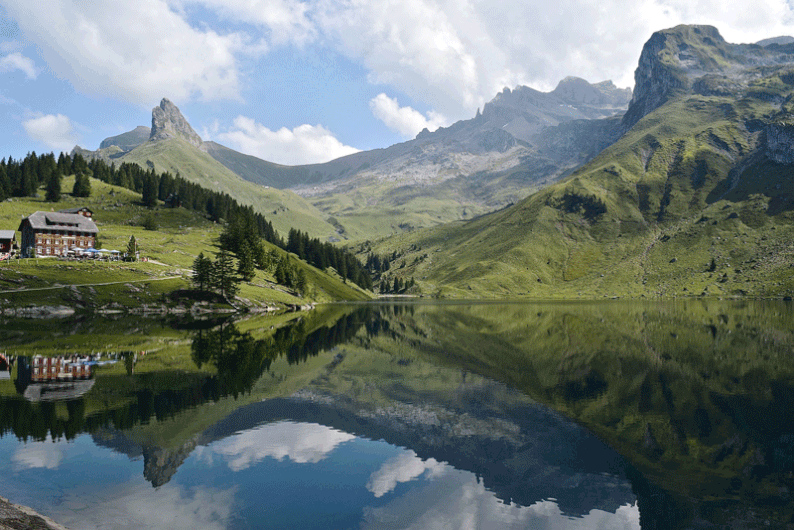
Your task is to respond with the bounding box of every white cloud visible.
[183,0,316,46]
[0,51,36,78]
[218,116,360,165]
[367,450,444,498]
[210,421,355,470]
[3,0,245,104]
[314,0,794,120]
[53,482,236,530]
[362,463,641,530]
[12,439,63,470]
[22,113,78,151]
[370,93,448,138]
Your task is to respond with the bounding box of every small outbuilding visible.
[0,230,16,259]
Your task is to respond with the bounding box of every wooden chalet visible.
[0,230,16,258]
[18,210,99,257]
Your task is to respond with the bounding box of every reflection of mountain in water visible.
[209,388,635,517]
[95,374,636,518]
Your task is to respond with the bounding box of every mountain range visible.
[366,25,794,298]
[73,24,794,298]
[75,74,632,240]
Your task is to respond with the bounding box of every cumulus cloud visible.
[367,450,444,498]
[370,93,448,138]
[210,421,355,470]
[183,0,316,46]
[22,113,78,151]
[362,463,641,530]
[217,116,360,165]
[0,51,36,79]
[3,0,244,104]
[53,482,236,530]
[12,439,63,470]
[317,0,794,119]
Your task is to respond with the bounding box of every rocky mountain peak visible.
[150,98,203,148]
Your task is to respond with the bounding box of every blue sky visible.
[2,0,794,165]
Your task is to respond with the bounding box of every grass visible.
[113,137,340,240]
[0,176,371,312]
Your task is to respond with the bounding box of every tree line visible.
[0,152,90,202]
[3,150,372,290]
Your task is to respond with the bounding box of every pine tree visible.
[237,244,256,282]
[192,252,212,290]
[45,169,61,202]
[213,249,240,300]
[126,236,138,261]
[72,172,91,197]
[296,268,307,294]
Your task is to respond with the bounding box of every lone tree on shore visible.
[192,252,213,291]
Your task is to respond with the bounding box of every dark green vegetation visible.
[367,26,794,299]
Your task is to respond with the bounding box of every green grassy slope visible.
[0,176,371,311]
[117,138,339,240]
[367,70,794,299]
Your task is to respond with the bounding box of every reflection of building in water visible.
[16,356,95,402]
[0,354,10,381]
[30,356,93,382]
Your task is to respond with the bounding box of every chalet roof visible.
[58,207,93,215]
[0,230,15,240]
[18,211,99,234]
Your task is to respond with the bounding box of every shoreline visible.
[0,495,69,530]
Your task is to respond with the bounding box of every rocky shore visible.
[0,495,68,530]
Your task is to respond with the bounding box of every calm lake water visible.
[0,300,793,529]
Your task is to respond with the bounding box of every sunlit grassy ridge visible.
[365,80,794,299]
[0,176,370,311]
[112,137,339,240]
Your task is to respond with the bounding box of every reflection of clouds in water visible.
[211,421,355,471]
[367,450,444,498]
[12,437,63,470]
[362,462,640,530]
[53,483,236,530]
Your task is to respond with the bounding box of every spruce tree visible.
[237,244,256,282]
[73,172,91,197]
[126,236,138,261]
[45,169,61,202]
[192,252,212,290]
[213,249,240,300]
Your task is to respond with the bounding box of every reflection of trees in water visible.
[0,309,371,443]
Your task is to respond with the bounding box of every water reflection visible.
[0,301,792,528]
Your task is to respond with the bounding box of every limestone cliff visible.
[150,98,203,148]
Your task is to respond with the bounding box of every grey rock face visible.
[150,98,203,148]
[765,121,794,164]
[622,24,794,130]
[99,125,151,152]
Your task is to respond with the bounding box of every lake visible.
[0,300,793,529]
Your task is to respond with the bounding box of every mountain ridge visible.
[362,24,794,299]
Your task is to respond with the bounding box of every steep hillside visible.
[366,25,794,299]
[119,136,337,239]
[75,100,338,240]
